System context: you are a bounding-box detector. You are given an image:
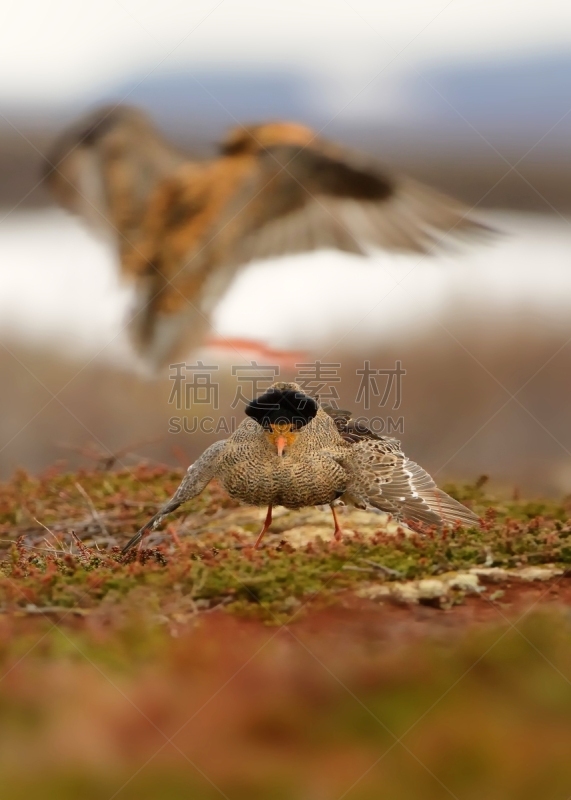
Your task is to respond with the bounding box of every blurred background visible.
[1,0,571,493]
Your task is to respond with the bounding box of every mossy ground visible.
[2,465,571,798]
[1,466,570,620]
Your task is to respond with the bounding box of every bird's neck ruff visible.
[245,387,318,431]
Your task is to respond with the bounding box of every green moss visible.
[0,469,570,621]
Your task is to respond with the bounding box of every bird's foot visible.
[253,504,273,549]
[205,336,307,368]
[330,505,344,544]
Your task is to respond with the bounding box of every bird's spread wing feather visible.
[321,404,478,529]
[45,108,494,370]
[44,106,185,249]
[321,405,380,444]
[354,440,480,528]
[214,143,491,269]
[122,439,226,553]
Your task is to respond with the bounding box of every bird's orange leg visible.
[331,505,343,542]
[254,504,273,549]
[205,336,307,369]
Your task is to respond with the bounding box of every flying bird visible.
[45,106,489,370]
[122,382,479,553]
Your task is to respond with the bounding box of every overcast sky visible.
[1,0,570,104]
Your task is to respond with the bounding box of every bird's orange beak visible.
[268,422,296,457]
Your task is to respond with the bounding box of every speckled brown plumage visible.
[122,382,479,552]
[45,106,491,370]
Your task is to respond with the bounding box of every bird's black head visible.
[245,387,318,431]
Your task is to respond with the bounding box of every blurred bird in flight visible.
[122,381,479,554]
[45,106,490,371]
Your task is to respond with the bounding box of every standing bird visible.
[122,382,479,553]
[45,106,490,370]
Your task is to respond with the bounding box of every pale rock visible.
[515,566,563,582]
[446,573,482,593]
[417,579,447,600]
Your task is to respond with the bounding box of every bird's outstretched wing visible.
[321,405,479,529]
[137,134,493,367]
[44,106,199,368]
[320,404,381,443]
[44,105,185,255]
[45,108,493,370]
[352,440,480,528]
[208,142,491,271]
[122,440,226,554]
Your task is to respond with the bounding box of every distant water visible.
[0,209,570,363]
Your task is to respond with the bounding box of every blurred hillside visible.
[2,51,571,212]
